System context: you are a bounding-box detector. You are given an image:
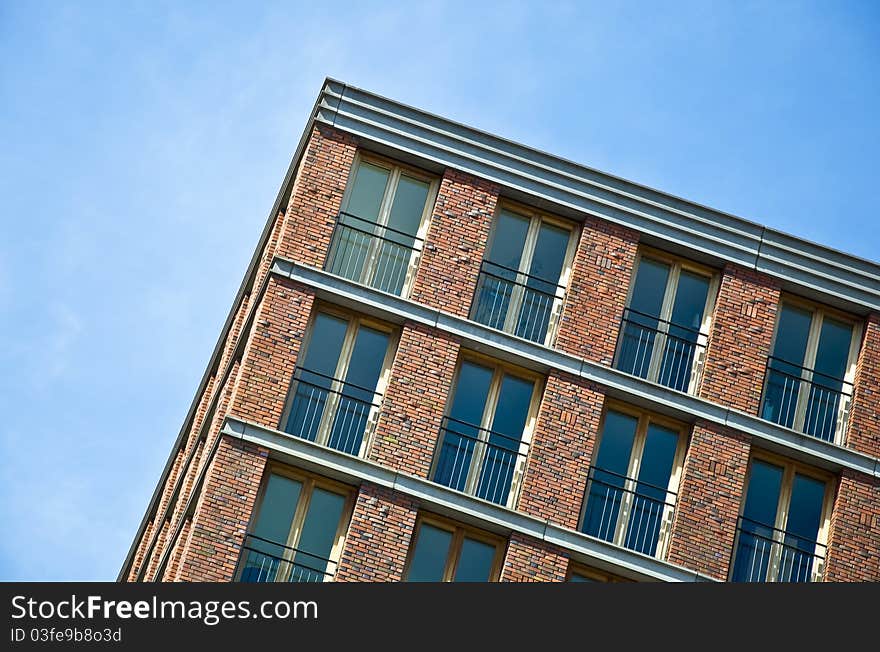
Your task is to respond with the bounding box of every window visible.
[761,299,860,443]
[404,515,504,582]
[237,468,353,583]
[614,250,716,393]
[579,403,687,558]
[325,155,437,296]
[430,356,541,507]
[567,563,630,582]
[281,308,396,456]
[731,455,833,582]
[471,203,576,345]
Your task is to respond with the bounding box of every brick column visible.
[699,263,780,414]
[231,277,315,429]
[368,323,460,478]
[554,217,638,365]
[824,470,880,581]
[846,314,880,457]
[276,125,358,266]
[335,483,419,582]
[410,169,498,317]
[666,422,751,580]
[500,533,569,582]
[517,372,604,528]
[177,437,268,582]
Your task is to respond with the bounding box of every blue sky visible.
[1,1,878,580]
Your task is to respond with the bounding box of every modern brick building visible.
[120,79,880,583]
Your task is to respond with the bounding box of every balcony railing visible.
[325,211,423,296]
[237,533,337,583]
[284,367,382,456]
[431,416,529,507]
[760,356,853,444]
[581,466,677,558]
[471,260,566,344]
[613,308,708,393]
[731,516,826,583]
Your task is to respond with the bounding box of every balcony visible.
[760,356,853,444]
[325,211,424,296]
[471,260,566,345]
[731,516,826,583]
[431,416,529,508]
[613,307,708,394]
[237,533,337,583]
[581,465,677,558]
[283,367,382,457]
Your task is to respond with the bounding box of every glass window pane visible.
[629,258,670,318]
[474,211,530,332]
[285,313,348,440]
[762,304,813,428]
[345,162,389,222]
[568,573,599,582]
[804,317,852,440]
[581,410,638,541]
[407,524,453,582]
[617,258,670,380]
[771,304,812,366]
[658,271,710,391]
[624,423,678,555]
[327,326,389,455]
[290,488,346,582]
[453,537,496,582]
[669,271,711,331]
[813,318,852,382]
[777,473,825,582]
[476,373,534,504]
[486,210,530,271]
[386,175,429,237]
[371,174,430,294]
[732,460,783,582]
[434,362,493,492]
[240,474,302,583]
[515,221,569,341]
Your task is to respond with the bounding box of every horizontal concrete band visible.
[221,417,712,583]
[272,258,880,480]
[317,79,880,314]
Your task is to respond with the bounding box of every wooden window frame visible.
[577,399,689,560]
[474,200,579,347]
[730,451,835,582]
[566,562,631,583]
[618,247,720,394]
[335,151,440,298]
[279,303,399,458]
[403,513,505,582]
[237,464,356,583]
[762,294,862,445]
[429,350,544,509]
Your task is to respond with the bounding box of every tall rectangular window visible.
[404,515,504,582]
[237,469,353,583]
[281,309,396,456]
[325,155,436,296]
[471,204,576,345]
[760,300,860,443]
[731,456,832,582]
[579,404,686,558]
[614,251,716,393]
[430,357,540,507]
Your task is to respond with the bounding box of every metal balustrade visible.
[613,308,708,393]
[325,211,423,296]
[760,356,853,443]
[284,367,382,456]
[581,466,677,558]
[431,416,529,507]
[731,516,826,582]
[471,260,566,344]
[237,533,336,583]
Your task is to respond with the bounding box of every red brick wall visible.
[334,483,418,582]
[666,422,751,580]
[410,169,498,317]
[554,217,639,365]
[500,533,569,582]
[368,323,460,478]
[517,372,604,528]
[846,313,880,457]
[824,470,880,581]
[276,125,358,267]
[177,436,268,582]
[231,277,315,429]
[699,263,780,414]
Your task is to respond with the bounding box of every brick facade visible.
[666,422,751,580]
[846,313,880,457]
[823,470,880,581]
[499,533,569,582]
[699,263,780,414]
